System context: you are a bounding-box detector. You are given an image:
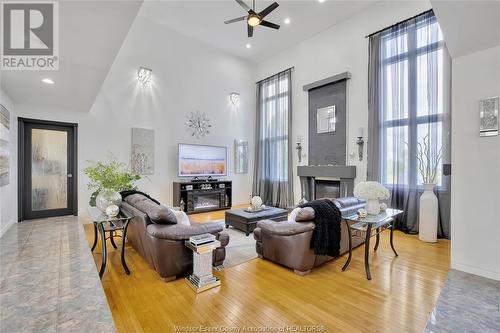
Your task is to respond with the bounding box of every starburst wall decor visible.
[185,111,212,139]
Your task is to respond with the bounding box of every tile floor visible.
[425,269,500,333]
[0,216,115,333]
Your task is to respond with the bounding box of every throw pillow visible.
[289,207,301,222]
[295,207,315,222]
[135,200,177,224]
[172,210,190,226]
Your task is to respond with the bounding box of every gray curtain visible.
[252,69,294,208]
[367,10,451,238]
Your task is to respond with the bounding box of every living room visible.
[0,1,499,332]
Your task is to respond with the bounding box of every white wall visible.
[0,89,17,236]
[256,1,431,203]
[15,12,256,214]
[450,45,500,281]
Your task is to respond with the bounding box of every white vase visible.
[419,183,438,243]
[366,199,381,215]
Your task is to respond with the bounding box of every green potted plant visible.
[84,156,141,211]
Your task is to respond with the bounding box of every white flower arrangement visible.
[354,181,390,200]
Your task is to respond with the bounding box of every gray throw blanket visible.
[300,199,342,257]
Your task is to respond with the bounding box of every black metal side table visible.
[87,207,134,279]
[342,208,403,280]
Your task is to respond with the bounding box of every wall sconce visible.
[229,92,240,106]
[137,67,152,85]
[296,135,303,163]
[356,127,364,161]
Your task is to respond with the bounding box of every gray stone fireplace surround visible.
[298,165,356,201]
[304,71,350,166]
[299,72,356,201]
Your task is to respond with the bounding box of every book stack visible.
[189,234,216,246]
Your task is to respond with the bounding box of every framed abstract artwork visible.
[479,96,499,137]
[0,104,10,186]
[234,139,248,174]
[131,128,155,175]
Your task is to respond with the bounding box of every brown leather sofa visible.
[121,195,229,281]
[253,197,366,275]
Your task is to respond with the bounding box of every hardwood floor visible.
[83,207,450,333]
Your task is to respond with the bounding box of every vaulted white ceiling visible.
[1,1,143,112]
[139,0,378,62]
[432,0,500,58]
[1,0,380,113]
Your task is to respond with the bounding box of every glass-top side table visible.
[342,208,403,280]
[87,206,134,279]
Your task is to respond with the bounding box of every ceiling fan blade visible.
[247,24,254,37]
[260,20,280,30]
[258,2,279,18]
[235,0,252,12]
[224,16,247,24]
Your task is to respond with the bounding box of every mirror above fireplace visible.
[317,105,336,134]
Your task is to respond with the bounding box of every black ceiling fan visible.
[224,0,280,38]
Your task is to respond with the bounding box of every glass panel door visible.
[20,119,76,221]
[31,129,68,211]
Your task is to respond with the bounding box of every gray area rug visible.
[214,220,258,269]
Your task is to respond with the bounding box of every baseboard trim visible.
[0,219,17,238]
[451,261,500,281]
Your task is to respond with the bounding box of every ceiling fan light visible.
[247,14,261,27]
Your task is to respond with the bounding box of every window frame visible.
[379,16,446,190]
[258,75,290,182]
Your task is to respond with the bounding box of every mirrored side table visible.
[184,240,221,293]
[87,206,134,279]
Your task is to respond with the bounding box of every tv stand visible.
[173,180,232,214]
[190,176,220,183]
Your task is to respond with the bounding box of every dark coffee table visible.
[225,207,288,236]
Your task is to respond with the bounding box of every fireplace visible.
[314,179,340,199]
[187,189,226,212]
[193,192,221,211]
[297,165,356,201]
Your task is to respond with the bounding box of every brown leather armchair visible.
[253,197,365,275]
[121,199,229,281]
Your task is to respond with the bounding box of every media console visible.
[173,180,232,214]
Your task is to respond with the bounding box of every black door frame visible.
[18,118,78,221]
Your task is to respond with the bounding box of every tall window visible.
[253,69,293,208]
[380,13,446,188]
[367,10,451,237]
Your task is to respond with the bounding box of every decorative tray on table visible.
[244,206,270,213]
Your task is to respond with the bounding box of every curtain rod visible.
[365,9,434,39]
[256,66,294,84]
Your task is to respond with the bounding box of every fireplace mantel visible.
[297,165,356,179]
[297,165,356,200]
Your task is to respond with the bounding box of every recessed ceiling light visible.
[284,18,291,24]
[41,78,55,84]
[318,0,326,3]
[246,43,251,49]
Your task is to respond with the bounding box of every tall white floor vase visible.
[419,183,438,243]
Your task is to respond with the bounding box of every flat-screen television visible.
[178,143,227,177]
